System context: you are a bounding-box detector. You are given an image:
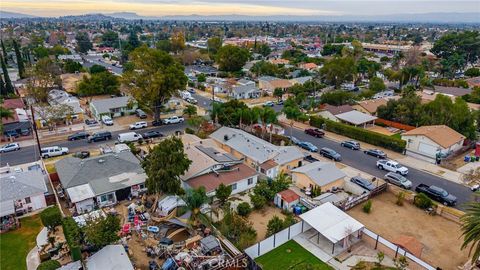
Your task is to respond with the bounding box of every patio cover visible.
[0,200,15,217]
[299,202,364,244]
[335,110,377,126]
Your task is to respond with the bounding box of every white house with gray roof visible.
[89,96,137,120]
[229,84,261,100]
[55,151,146,214]
[292,161,346,191]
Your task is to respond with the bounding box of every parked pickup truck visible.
[415,184,457,206]
[304,128,325,138]
[376,159,408,175]
[163,116,184,124]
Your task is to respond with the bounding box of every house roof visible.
[301,63,318,69]
[55,152,145,196]
[292,161,346,187]
[322,104,354,115]
[232,84,260,95]
[270,79,293,89]
[273,146,306,165]
[335,110,378,125]
[2,98,24,109]
[466,76,480,88]
[290,76,312,85]
[90,96,132,114]
[260,159,278,171]
[278,189,300,203]
[402,125,465,149]
[86,245,134,270]
[0,170,47,203]
[185,164,258,193]
[300,202,364,243]
[393,235,423,258]
[428,86,472,97]
[356,99,388,114]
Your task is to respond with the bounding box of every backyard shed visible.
[274,189,300,211]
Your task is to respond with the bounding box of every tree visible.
[27,58,62,102]
[183,187,209,225]
[156,39,172,52]
[320,56,356,88]
[321,44,344,56]
[461,193,480,263]
[207,37,222,57]
[75,32,92,53]
[256,107,277,140]
[186,116,205,133]
[122,46,187,122]
[89,64,107,74]
[249,193,266,210]
[34,103,74,129]
[273,88,283,101]
[12,40,25,79]
[40,206,62,230]
[465,68,480,77]
[376,251,385,267]
[101,31,119,48]
[142,137,191,194]
[254,43,271,57]
[171,32,186,53]
[0,74,5,97]
[431,31,480,68]
[218,207,257,249]
[37,260,61,270]
[196,73,206,83]
[183,105,198,117]
[0,39,7,64]
[394,255,409,270]
[250,61,280,77]
[237,202,252,217]
[369,77,386,93]
[215,183,232,205]
[84,214,121,249]
[63,60,82,73]
[266,216,284,237]
[77,72,119,97]
[320,90,355,106]
[216,45,250,72]
[0,55,14,95]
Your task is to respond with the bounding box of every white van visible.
[41,146,69,159]
[117,132,143,143]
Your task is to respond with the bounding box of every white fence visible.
[244,220,311,259]
[363,228,436,270]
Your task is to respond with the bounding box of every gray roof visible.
[196,145,239,163]
[273,146,306,165]
[86,245,134,270]
[258,76,278,82]
[55,152,145,196]
[429,86,472,97]
[335,110,377,125]
[237,79,255,85]
[0,170,48,202]
[90,96,133,114]
[292,161,346,186]
[291,76,312,85]
[232,84,260,95]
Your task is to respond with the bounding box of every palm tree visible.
[256,107,277,141]
[461,196,480,263]
[182,187,209,226]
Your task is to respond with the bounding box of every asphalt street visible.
[82,55,124,75]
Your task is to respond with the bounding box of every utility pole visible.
[29,105,42,159]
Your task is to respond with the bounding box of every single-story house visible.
[274,189,300,211]
[335,110,377,128]
[89,96,137,120]
[1,98,31,137]
[292,161,346,192]
[55,151,147,214]
[401,125,466,163]
[318,104,355,122]
[237,79,255,86]
[353,99,389,116]
[230,84,261,100]
[299,63,318,70]
[426,86,472,97]
[290,76,312,85]
[258,76,293,92]
[269,59,290,65]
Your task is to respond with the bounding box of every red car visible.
[305,128,325,138]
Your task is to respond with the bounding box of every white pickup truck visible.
[376,159,409,176]
[163,116,185,124]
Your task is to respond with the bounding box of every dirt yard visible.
[348,192,469,270]
[249,205,292,241]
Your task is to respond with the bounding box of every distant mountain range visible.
[1,10,479,24]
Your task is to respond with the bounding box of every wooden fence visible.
[336,183,388,211]
[376,118,416,131]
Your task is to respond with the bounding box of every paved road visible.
[285,126,473,209]
[0,123,186,167]
[82,55,124,75]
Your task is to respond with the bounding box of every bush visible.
[37,260,61,270]
[185,127,195,134]
[62,217,82,261]
[362,200,372,213]
[396,192,405,206]
[310,116,406,152]
[237,202,252,217]
[414,193,434,209]
[40,207,62,230]
[250,193,266,210]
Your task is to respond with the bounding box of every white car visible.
[41,146,69,159]
[101,115,114,126]
[117,132,143,143]
[263,101,275,107]
[163,116,185,124]
[0,143,20,153]
[187,98,198,104]
[376,159,409,175]
[129,121,148,130]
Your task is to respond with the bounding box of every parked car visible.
[187,98,198,104]
[0,142,20,153]
[85,119,99,125]
[376,159,408,175]
[384,172,412,189]
[101,115,114,126]
[163,116,184,124]
[364,149,387,159]
[276,100,284,105]
[340,140,360,150]
[88,131,112,143]
[135,109,147,119]
[143,131,164,139]
[263,101,275,107]
[4,130,19,138]
[152,120,162,126]
[187,88,196,94]
[350,176,375,191]
[319,147,342,161]
[304,128,325,138]
[286,136,300,145]
[20,128,31,136]
[415,184,457,206]
[118,132,143,143]
[41,146,69,159]
[298,141,318,152]
[129,121,148,130]
[73,151,91,159]
[68,132,90,141]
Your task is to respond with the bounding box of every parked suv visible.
[340,140,360,150]
[319,147,342,161]
[41,146,69,159]
[67,132,90,141]
[87,131,112,143]
[135,109,147,119]
[129,121,148,130]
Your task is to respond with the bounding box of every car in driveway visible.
[129,121,148,130]
[73,151,91,159]
[298,141,318,152]
[4,130,19,138]
[319,147,342,161]
[0,142,20,153]
[276,100,284,105]
[364,149,387,159]
[135,109,147,119]
[85,119,99,125]
[101,115,114,126]
[67,132,90,141]
[304,128,325,138]
[340,140,360,150]
[143,131,163,139]
[187,88,196,94]
[187,98,198,104]
[350,176,375,191]
[384,172,412,189]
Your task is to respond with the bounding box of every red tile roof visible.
[186,164,258,193]
[260,159,278,171]
[278,189,300,203]
[3,98,24,109]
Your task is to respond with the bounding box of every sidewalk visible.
[278,116,466,185]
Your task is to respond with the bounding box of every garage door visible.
[418,142,437,156]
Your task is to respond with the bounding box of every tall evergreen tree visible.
[0,55,14,95]
[12,40,25,79]
[0,39,7,64]
[0,73,6,96]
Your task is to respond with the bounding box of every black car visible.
[350,176,375,191]
[143,131,163,139]
[152,120,163,126]
[73,151,91,159]
[340,140,360,150]
[364,149,387,159]
[68,132,90,141]
[87,131,112,143]
[85,119,98,125]
[319,147,342,161]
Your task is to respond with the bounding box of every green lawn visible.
[0,215,43,270]
[255,240,333,270]
[390,133,402,140]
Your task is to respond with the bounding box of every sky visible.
[2,0,479,17]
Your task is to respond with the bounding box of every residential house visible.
[291,161,346,192]
[290,76,313,85]
[426,86,472,97]
[353,99,389,116]
[1,98,31,137]
[299,63,318,71]
[269,59,290,65]
[318,104,354,122]
[89,96,137,120]
[335,110,377,128]
[230,84,261,100]
[209,127,306,178]
[258,76,293,93]
[48,89,84,121]
[185,65,218,77]
[55,151,146,214]
[401,125,466,163]
[181,135,259,196]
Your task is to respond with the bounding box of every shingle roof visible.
[402,125,465,149]
[335,110,378,125]
[90,96,132,114]
[0,170,47,202]
[356,99,388,114]
[278,189,300,203]
[322,104,354,115]
[185,164,258,193]
[232,84,259,95]
[292,161,346,187]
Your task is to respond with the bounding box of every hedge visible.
[310,116,406,153]
[40,206,62,230]
[37,260,61,270]
[62,217,82,261]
